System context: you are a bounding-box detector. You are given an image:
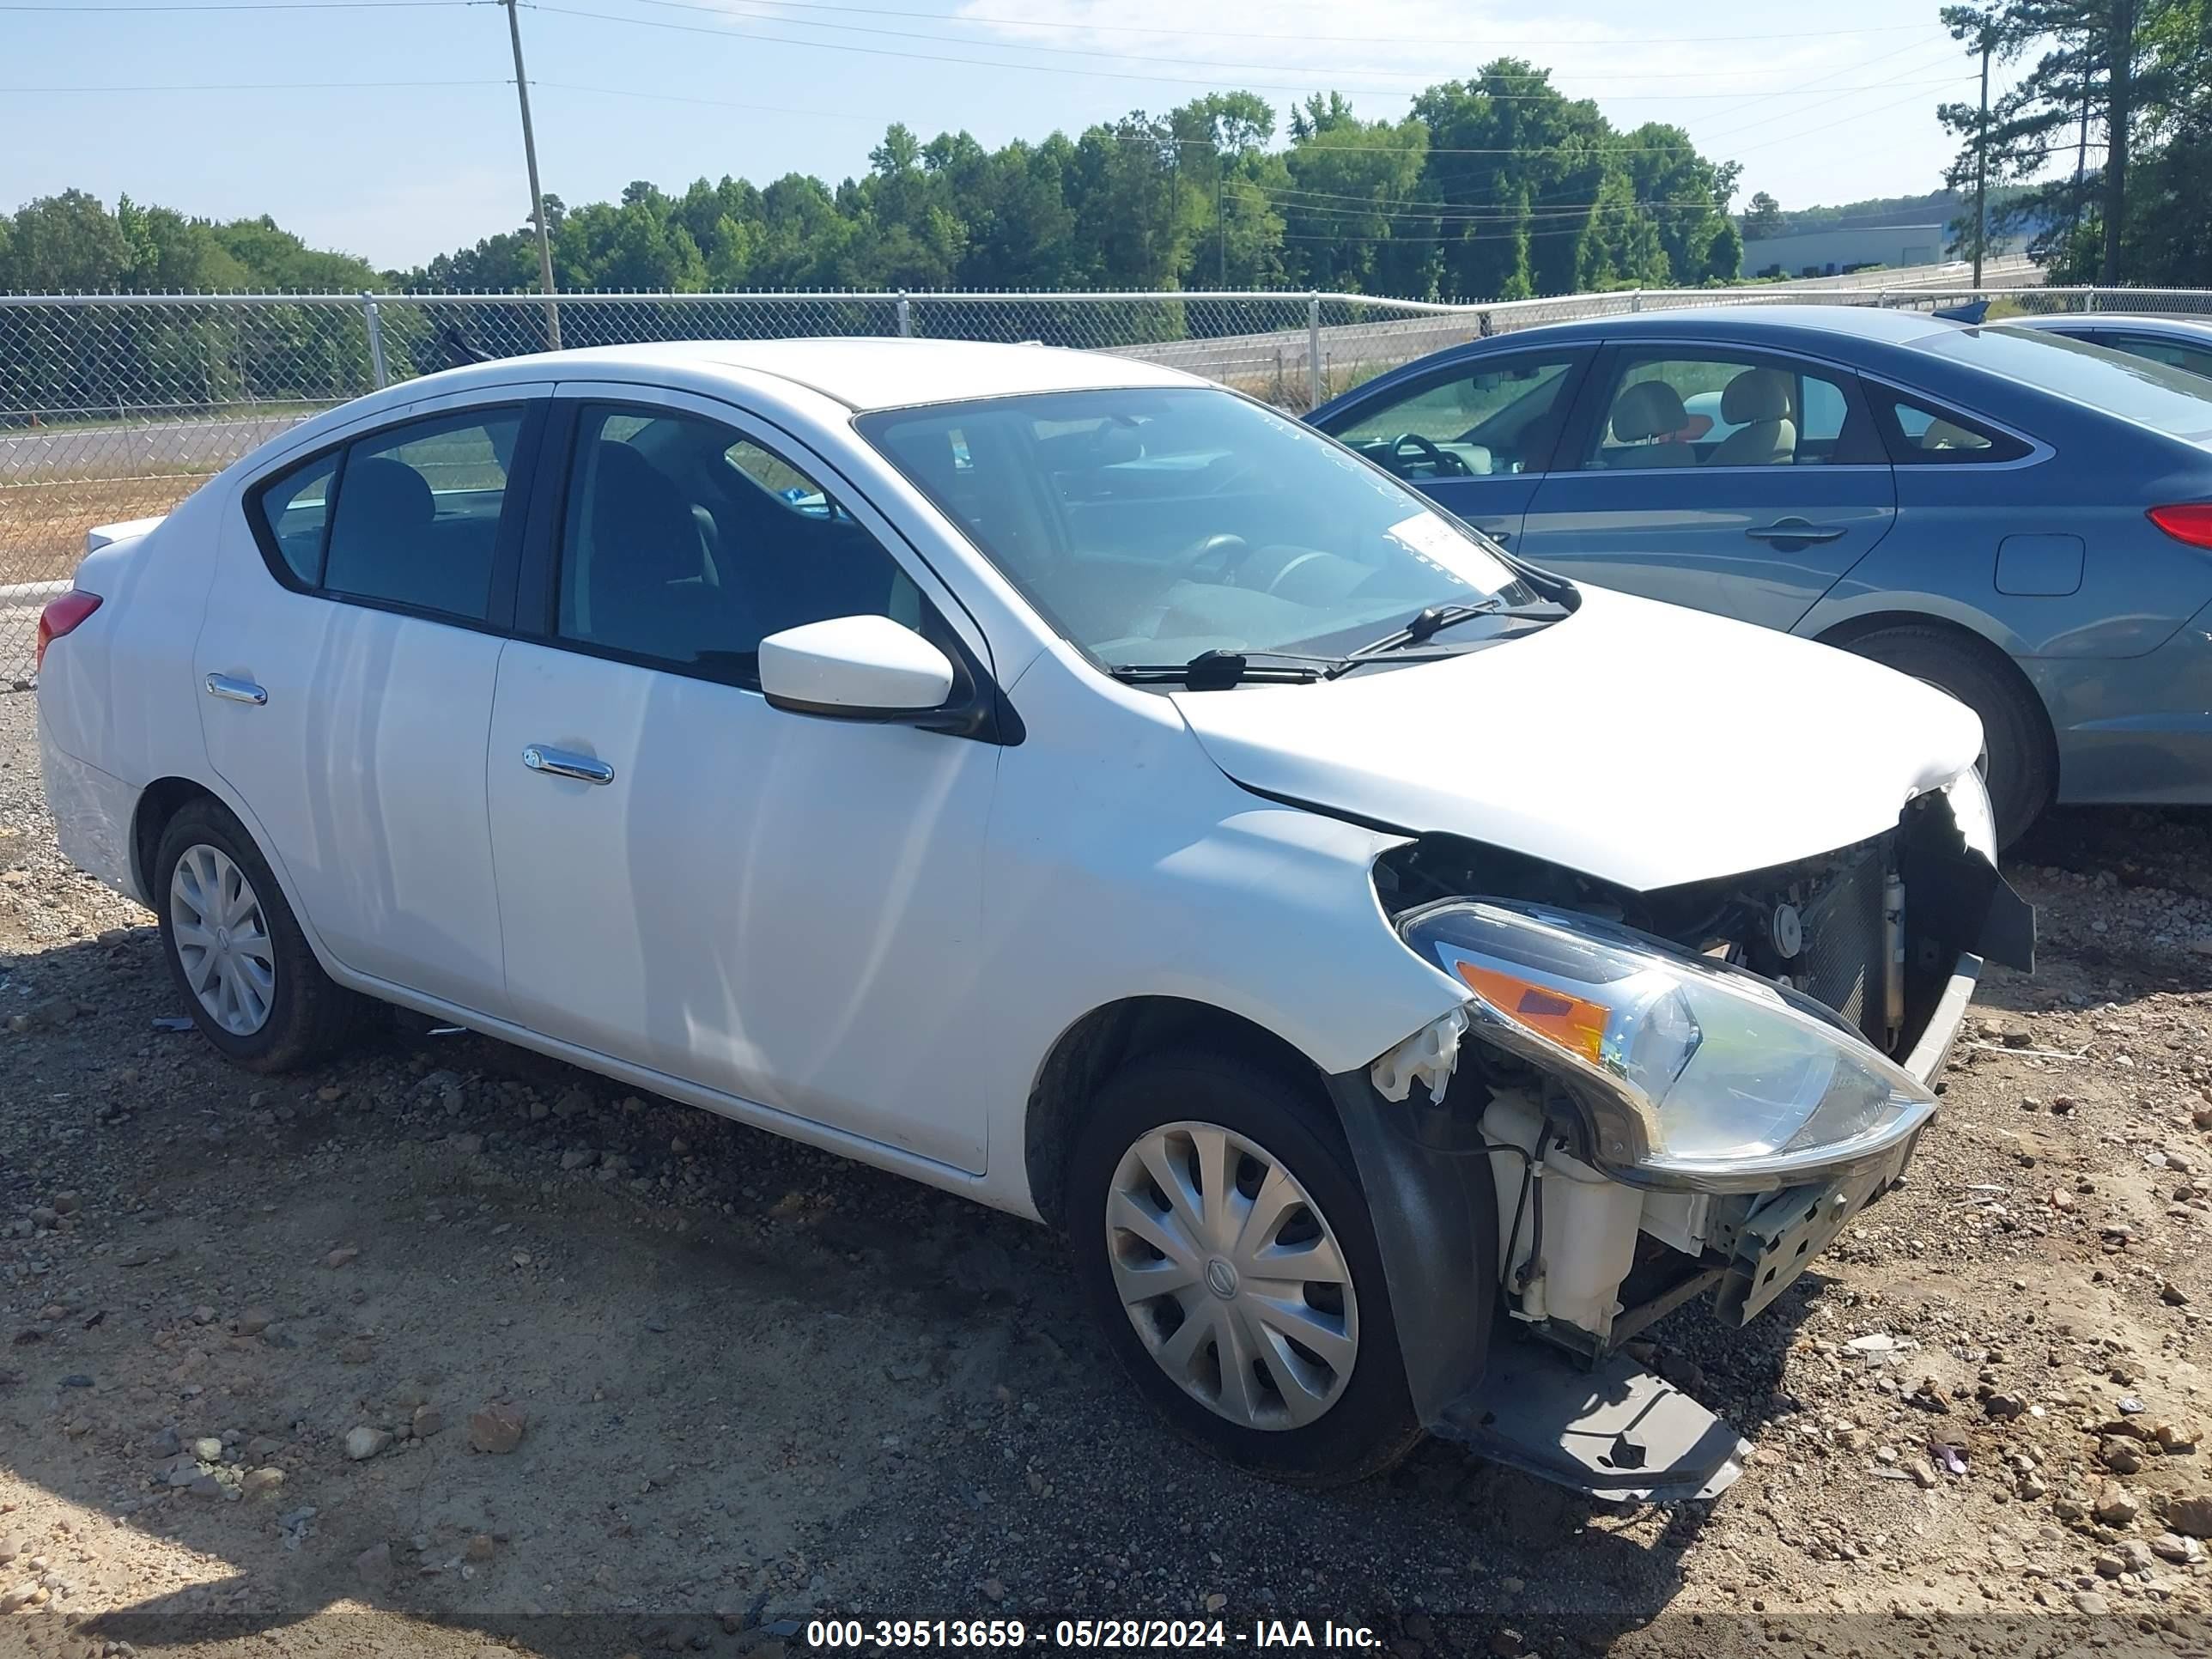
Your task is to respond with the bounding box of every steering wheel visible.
[1172,532,1255,584]
[1389,432,1468,477]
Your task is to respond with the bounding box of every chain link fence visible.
[3,267,2205,683]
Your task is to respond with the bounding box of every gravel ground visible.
[2,684,2209,1659]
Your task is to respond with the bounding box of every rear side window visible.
[244,405,529,624]
[1878,394,2031,465]
[323,411,524,621]
[253,453,337,585]
[1580,353,1876,469]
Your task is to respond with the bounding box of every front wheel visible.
[1064,1048,1423,1486]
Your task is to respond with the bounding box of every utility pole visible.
[501,0,562,349]
[1972,23,1993,287]
[1216,143,1227,287]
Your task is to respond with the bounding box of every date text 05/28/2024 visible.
[806,1618,1382,1649]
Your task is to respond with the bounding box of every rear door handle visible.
[522,744,614,786]
[204,674,267,705]
[1745,519,1847,545]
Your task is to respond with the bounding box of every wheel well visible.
[1815,611,2059,783]
[1024,996,1328,1232]
[131,776,220,900]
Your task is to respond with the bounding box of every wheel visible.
[1838,623,2052,848]
[1065,1048,1422,1486]
[153,796,376,1073]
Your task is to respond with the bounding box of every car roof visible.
[446,337,1208,412]
[1487,302,1965,348]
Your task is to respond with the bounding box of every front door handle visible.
[204,673,267,706]
[1745,519,1847,545]
[522,744,614,786]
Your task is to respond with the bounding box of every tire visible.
[1838,623,2052,848]
[1065,1047,1423,1487]
[153,796,376,1073]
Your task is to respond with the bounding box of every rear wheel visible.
[1838,623,2051,847]
[154,797,377,1072]
[1065,1048,1422,1486]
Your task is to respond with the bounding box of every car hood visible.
[1170,585,1985,892]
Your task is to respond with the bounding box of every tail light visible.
[34,589,102,672]
[2149,503,2212,549]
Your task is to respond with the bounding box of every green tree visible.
[1741,191,1788,239]
[1936,0,2210,282]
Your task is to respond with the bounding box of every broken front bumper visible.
[1328,946,1990,1504]
[1712,947,1977,1325]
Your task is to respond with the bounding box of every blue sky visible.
[12,0,2029,271]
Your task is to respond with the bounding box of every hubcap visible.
[1105,1121,1358,1431]
[168,843,276,1036]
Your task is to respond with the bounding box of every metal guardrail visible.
[3,260,2201,685]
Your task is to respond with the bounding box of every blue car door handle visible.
[1746,518,1847,545]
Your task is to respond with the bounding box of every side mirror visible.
[758,615,956,719]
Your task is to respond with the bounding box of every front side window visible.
[859,386,1529,670]
[1326,355,1583,481]
[556,404,921,684]
[1584,355,1860,470]
[246,407,526,622]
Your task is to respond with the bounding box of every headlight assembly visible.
[1400,900,1936,1192]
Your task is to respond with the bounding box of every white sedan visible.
[36,339,2030,1497]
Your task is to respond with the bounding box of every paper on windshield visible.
[1383,511,1510,593]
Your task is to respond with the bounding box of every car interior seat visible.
[579,441,721,657]
[1604,380,1698,466]
[1708,368,1798,466]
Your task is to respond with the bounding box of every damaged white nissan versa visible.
[37,340,2033,1499]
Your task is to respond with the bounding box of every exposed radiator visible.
[1797,838,1892,1044]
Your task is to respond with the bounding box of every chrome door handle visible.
[1745,519,1847,545]
[204,673,267,706]
[522,744,614,786]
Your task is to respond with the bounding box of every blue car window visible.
[1586,356,1856,469]
[1880,394,2028,465]
[1328,356,1582,482]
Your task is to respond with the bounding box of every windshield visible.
[1921,325,2212,442]
[856,386,1531,670]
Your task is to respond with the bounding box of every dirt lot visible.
[2,685,2209,1659]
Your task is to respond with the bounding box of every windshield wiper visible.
[1329,596,1568,677]
[1108,648,1329,688]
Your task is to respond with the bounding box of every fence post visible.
[1306,292,1322,410]
[2085,287,2100,313]
[1631,288,1643,313]
[361,291,390,390]
[896,290,912,338]
[1876,288,1890,311]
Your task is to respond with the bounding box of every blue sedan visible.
[1308,304,2212,842]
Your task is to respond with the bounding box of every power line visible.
[3,77,505,90]
[591,0,1948,64]
[0,1,478,9]
[523,3,1972,101]
[534,78,878,121]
